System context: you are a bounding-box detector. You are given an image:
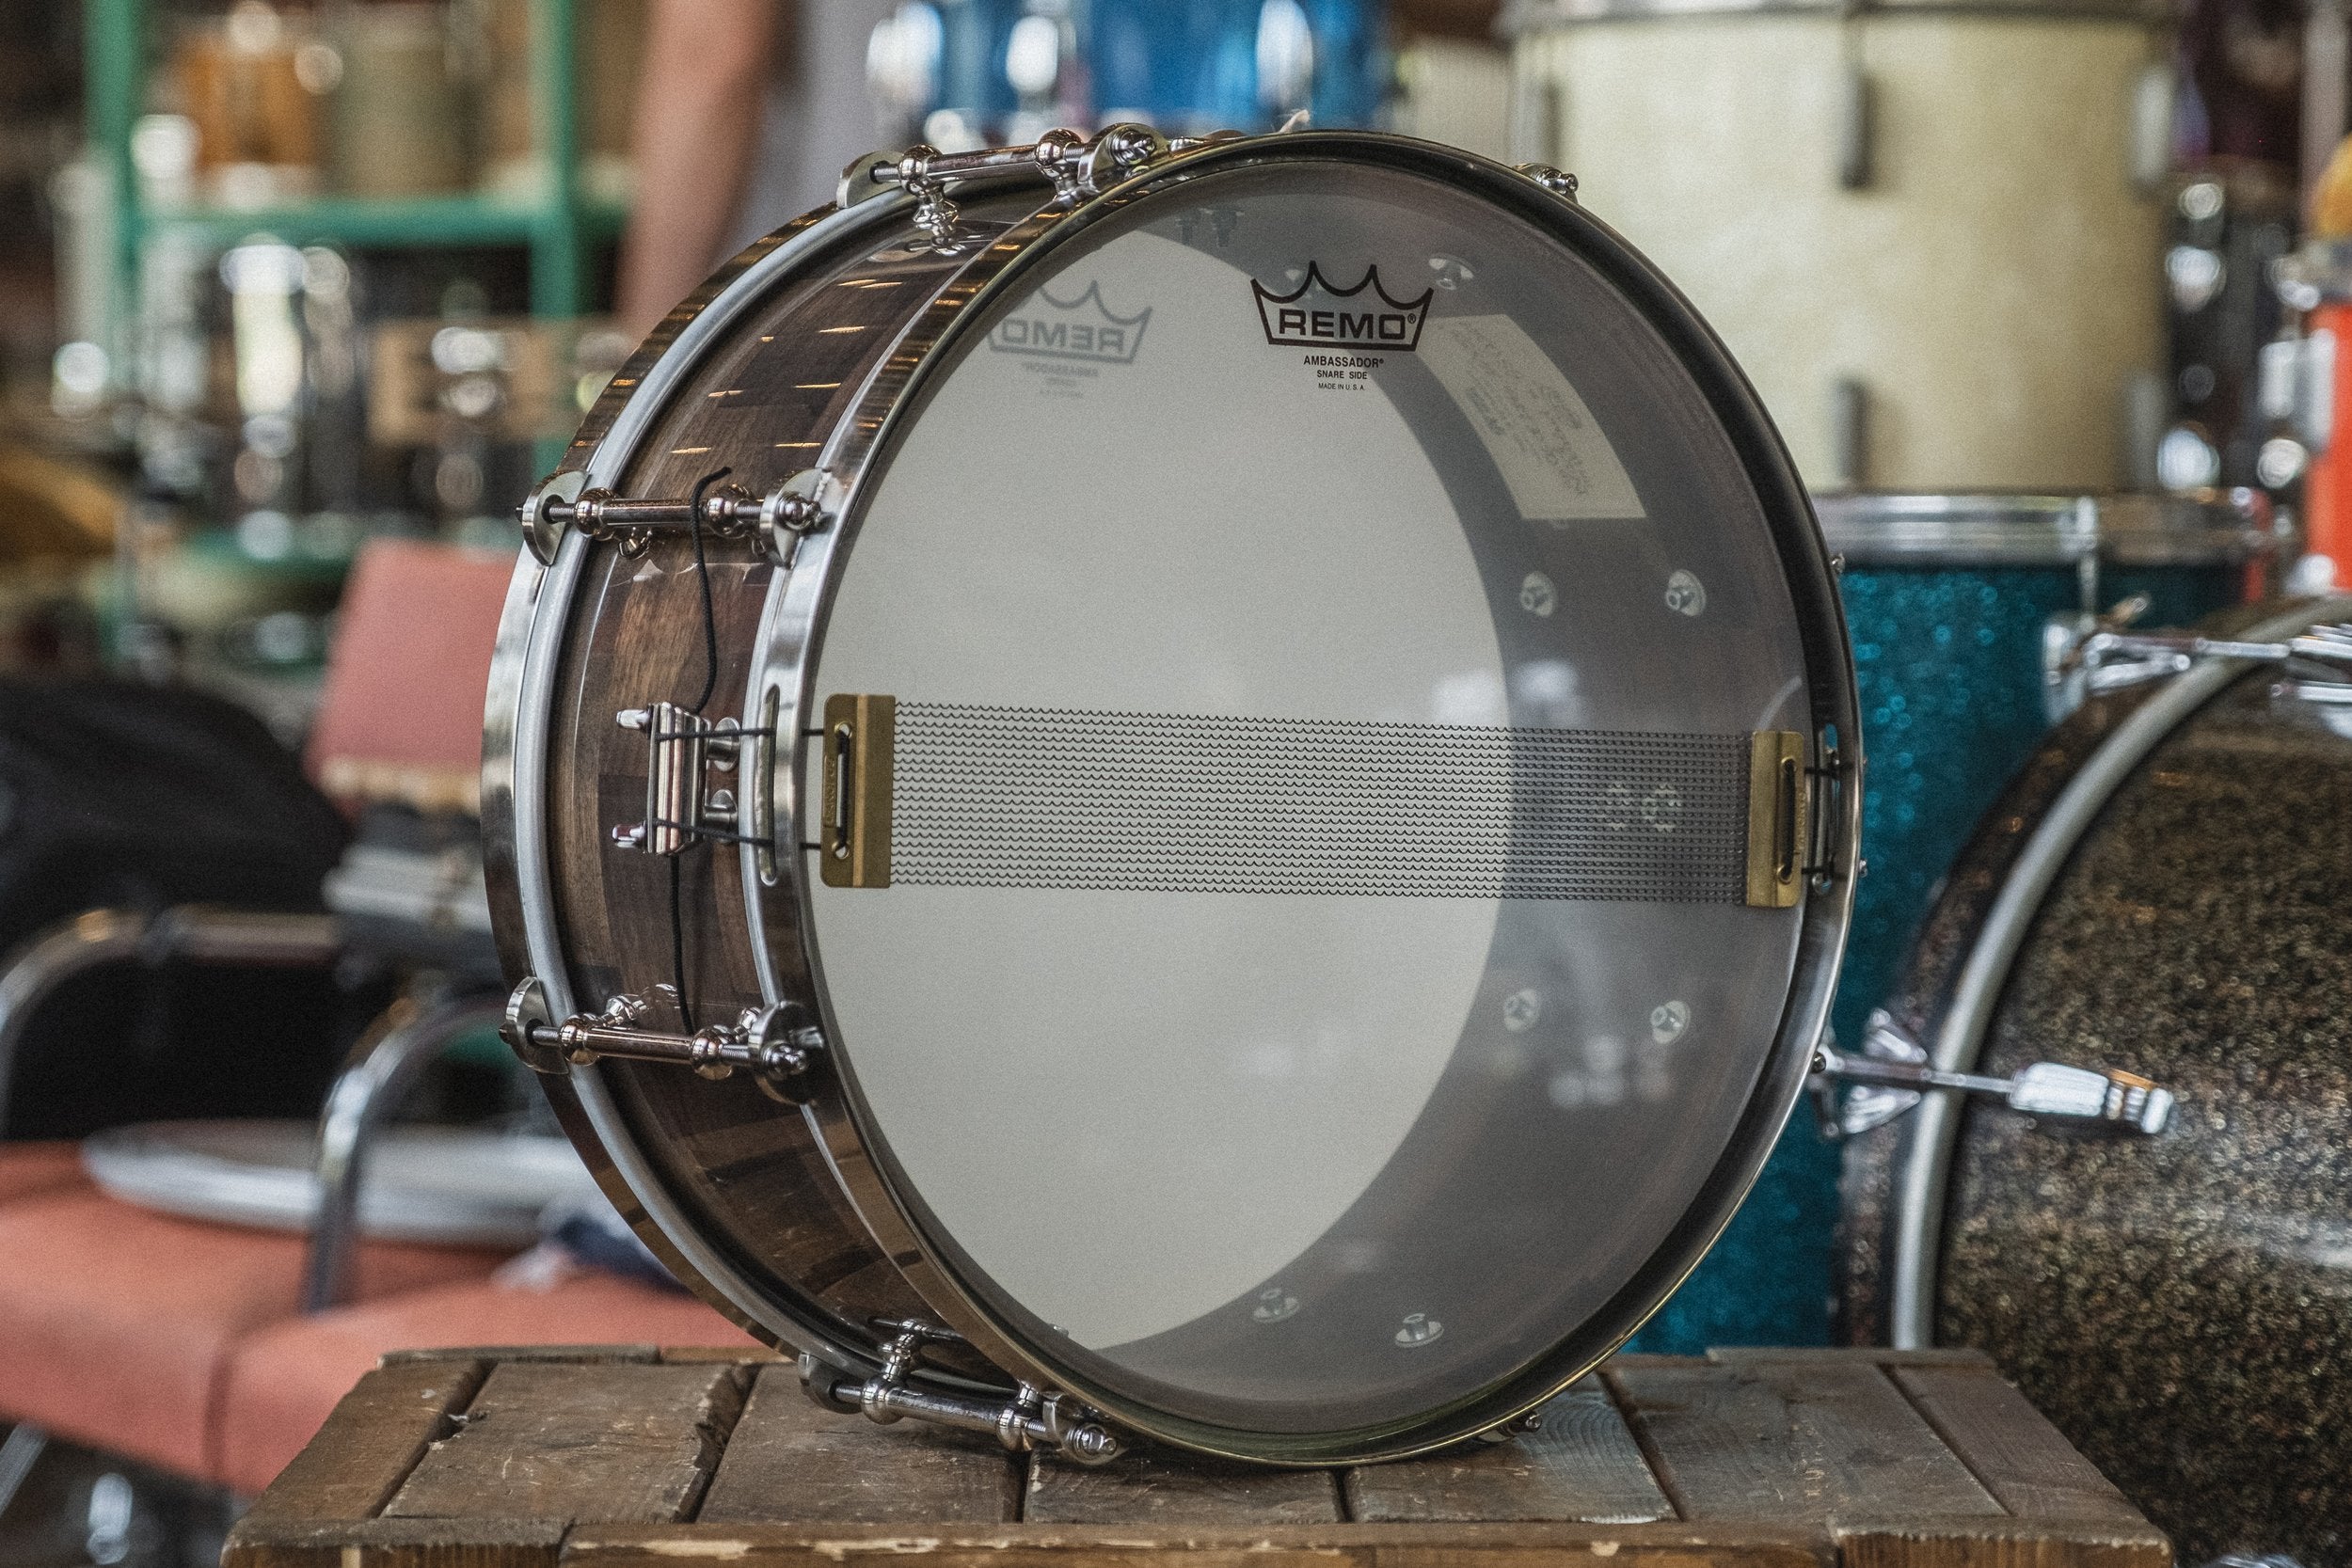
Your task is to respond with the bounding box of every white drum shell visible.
[1512,11,2167,493]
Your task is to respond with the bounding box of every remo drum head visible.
[487,127,1859,1465]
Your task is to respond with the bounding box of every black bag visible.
[0,680,367,1140]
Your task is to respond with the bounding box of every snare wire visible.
[669,466,734,1031]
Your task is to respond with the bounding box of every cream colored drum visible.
[1505,0,2173,493]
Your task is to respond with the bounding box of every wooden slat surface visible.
[224,1347,2169,1568]
[1833,1515,2172,1568]
[1605,1357,2002,1525]
[564,1521,1835,1568]
[701,1363,1020,1524]
[234,1358,487,1531]
[386,1361,747,1525]
[1885,1365,2146,1526]
[1344,1376,1675,1523]
[1025,1450,1343,1525]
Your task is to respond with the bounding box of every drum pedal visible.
[800,1319,1123,1465]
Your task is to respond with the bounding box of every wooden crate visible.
[223,1346,2167,1568]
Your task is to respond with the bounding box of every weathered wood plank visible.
[1833,1514,2171,1568]
[379,1345,663,1367]
[564,1521,1834,1568]
[229,1358,487,1538]
[1705,1350,1995,1370]
[1887,1365,2148,1526]
[1023,1451,1342,1525]
[661,1345,791,1365]
[1608,1358,2001,1525]
[700,1363,1019,1524]
[1344,1377,1676,1523]
[224,1514,566,1568]
[387,1362,746,1526]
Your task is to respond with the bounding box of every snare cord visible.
[670,466,733,1031]
[685,467,730,716]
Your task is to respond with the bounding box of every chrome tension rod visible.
[2075,619,2352,694]
[1812,1011,2173,1138]
[500,976,824,1103]
[516,469,835,567]
[800,1319,1124,1465]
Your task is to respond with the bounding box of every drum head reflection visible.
[807,159,1815,1435]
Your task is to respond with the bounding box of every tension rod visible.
[517,470,836,567]
[500,977,825,1103]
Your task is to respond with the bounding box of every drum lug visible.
[1811,1009,2175,1138]
[501,975,566,1077]
[517,470,586,566]
[499,977,828,1102]
[800,1320,1124,1465]
[2042,594,2153,722]
[840,124,1175,222]
[514,468,836,569]
[1515,164,1579,202]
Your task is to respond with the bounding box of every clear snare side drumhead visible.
[802,151,1840,1446]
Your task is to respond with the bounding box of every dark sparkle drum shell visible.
[1839,599,2352,1565]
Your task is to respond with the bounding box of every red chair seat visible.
[0,1142,91,1208]
[0,1190,507,1479]
[215,1267,759,1494]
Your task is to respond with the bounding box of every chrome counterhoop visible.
[495,126,1860,1465]
[494,195,932,1377]
[1886,595,2352,1348]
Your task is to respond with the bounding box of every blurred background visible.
[0,0,2342,1560]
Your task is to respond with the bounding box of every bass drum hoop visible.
[1882,594,2352,1348]
[504,131,1863,1463]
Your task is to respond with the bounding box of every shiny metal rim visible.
[737,130,1863,1462]
[1884,594,2352,1349]
[1814,491,2271,567]
[485,194,950,1376]
[1502,0,2169,29]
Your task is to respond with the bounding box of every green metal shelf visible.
[136,193,628,253]
[87,0,607,328]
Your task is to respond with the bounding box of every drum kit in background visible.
[1505,1,2348,1560]
[451,9,2352,1565]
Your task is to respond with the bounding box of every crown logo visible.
[989,279,1151,365]
[1252,263,1433,352]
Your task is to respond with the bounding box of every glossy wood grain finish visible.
[536,207,1043,1363]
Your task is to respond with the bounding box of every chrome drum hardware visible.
[800,1319,1123,1465]
[484,122,1858,1466]
[501,976,825,1103]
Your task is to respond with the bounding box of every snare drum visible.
[1504,0,2172,493]
[489,127,1858,1463]
[1839,597,2352,1563]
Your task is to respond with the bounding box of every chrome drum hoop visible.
[483,193,964,1378]
[1880,593,2352,1349]
[492,127,1865,1464]
[1812,491,2278,569]
[737,130,1864,1463]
